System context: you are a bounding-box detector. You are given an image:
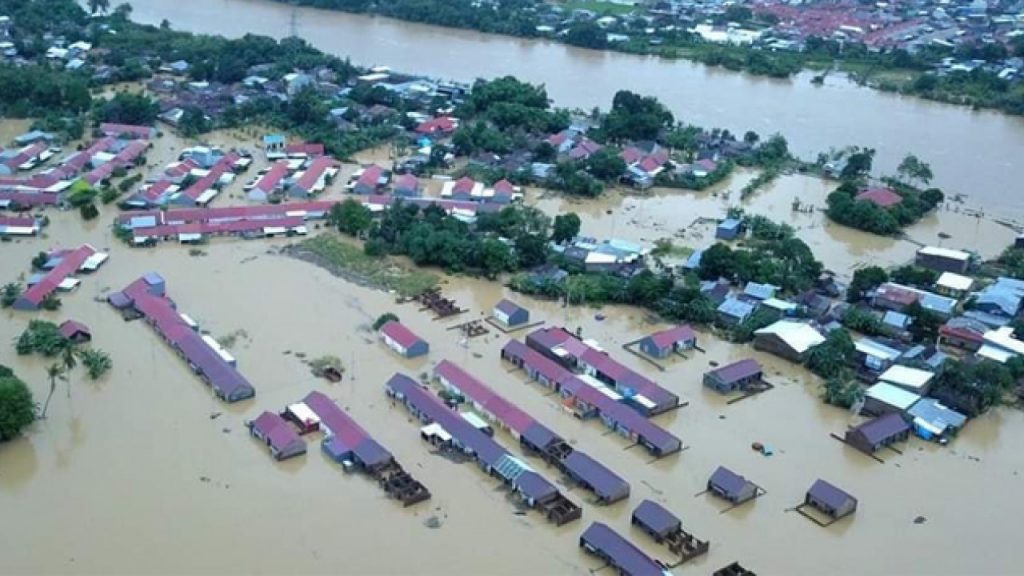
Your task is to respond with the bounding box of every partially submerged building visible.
[247,411,306,460]
[803,479,857,521]
[638,325,697,359]
[915,246,971,274]
[433,360,628,503]
[525,327,678,416]
[707,466,759,504]
[501,340,681,458]
[58,320,91,343]
[108,274,255,402]
[386,373,580,524]
[14,245,104,310]
[863,382,920,416]
[379,320,429,358]
[703,359,762,394]
[579,522,672,576]
[876,365,934,395]
[630,500,709,565]
[752,321,825,363]
[906,398,967,441]
[492,298,530,329]
[844,413,911,454]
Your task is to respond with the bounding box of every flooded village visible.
[2,3,1024,576]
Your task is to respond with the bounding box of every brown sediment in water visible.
[2,125,1023,574]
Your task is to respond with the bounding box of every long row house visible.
[433,360,630,504]
[385,372,582,525]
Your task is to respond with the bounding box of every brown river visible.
[1,128,1023,574]
[120,0,1024,213]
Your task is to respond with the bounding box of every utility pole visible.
[288,6,299,39]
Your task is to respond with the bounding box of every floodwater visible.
[536,170,1017,277]
[2,194,1024,574]
[119,0,1024,212]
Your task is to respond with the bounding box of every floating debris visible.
[423,516,443,529]
[914,516,927,524]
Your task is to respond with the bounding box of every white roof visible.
[918,246,970,261]
[866,382,921,410]
[57,277,80,291]
[754,321,825,354]
[632,395,656,409]
[201,334,235,365]
[855,338,903,361]
[288,402,320,426]
[420,422,451,442]
[877,365,934,392]
[936,272,973,292]
[460,411,490,430]
[178,313,198,328]
[974,325,1024,360]
[978,344,1015,364]
[80,252,109,271]
[195,189,218,205]
[762,297,798,311]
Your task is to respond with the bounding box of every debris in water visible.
[472,352,482,359]
[209,412,222,420]
[423,516,443,529]
[222,428,230,434]
[595,313,606,321]
[718,415,727,420]
[199,476,211,483]
[514,510,527,516]
[914,516,927,524]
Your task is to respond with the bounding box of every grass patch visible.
[651,238,694,258]
[286,234,439,297]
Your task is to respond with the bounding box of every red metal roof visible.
[855,187,903,208]
[646,325,696,350]
[434,360,537,435]
[99,123,154,139]
[294,156,337,192]
[379,320,425,350]
[255,161,290,193]
[415,116,455,134]
[18,244,96,306]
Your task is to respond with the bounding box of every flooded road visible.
[2,201,1023,574]
[120,0,1024,213]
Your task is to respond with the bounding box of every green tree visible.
[0,374,35,441]
[79,349,113,380]
[513,233,548,269]
[89,0,110,14]
[586,148,627,181]
[478,238,517,279]
[373,313,399,331]
[1,282,22,308]
[95,92,160,126]
[552,213,581,244]
[40,363,66,419]
[329,198,373,237]
[897,154,934,186]
[847,266,888,302]
[806,329,855,379]
[822,376,864,409]
[840,148,875,181]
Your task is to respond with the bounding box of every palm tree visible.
[88,0,110,14]
[59,342,78,399]
[40,363,66,419]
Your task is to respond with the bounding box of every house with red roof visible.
[379,320,429,358]
[415,116,456,135]
[0,143,48,175]
[284,142,325,157]
[441,176,484,201]
[99,123,155,140]
[855,187,903,208]
[0,215,41,236]
[247,411,306,460]
[353,164,386,195]
[58,320,92,343]
[872,282,921,312]
[392,173,420,197]
[14,244,98,310]
[248,161,290,202]
[567,138,602,161]
[639,325,697,359]
[290,156,338,198]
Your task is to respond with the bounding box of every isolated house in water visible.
[631,499,681,543]
[379,321,429,358]
[707,466,758,504]
[493,299,530,328]
[716,218,743,240]
[578,522,670,576]
[639,325,697,359]
[844,413,911,454]
[247,411,306,460]
[703,359,762,394]
[58,320,91,344]
[804,479,857,521]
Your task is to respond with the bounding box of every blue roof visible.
[718,297,755,319]
[263,134,285,144]
[919,292,957,316]
[908,398,967,430]
[718,218,741,230]
[743,282,778,300]
[882,311,910,329]
[683,249,703,270]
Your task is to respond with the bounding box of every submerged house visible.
[707,466,758,504]
[493,299,530,328]
[907,398,967,441]
[247,411,306,460]
[876,365,934,395]
[703,359,762,394]
[579,522,671,576]
[844,413,911,454]
[863,382,920,416]
[752,321,825,363]
[716,298,755,326]
[631,500,681,543]
[804,479,857,521]
[379,321,429,358]
[58,320,91,344]
[915,246,971,274]
[638,325,697,359]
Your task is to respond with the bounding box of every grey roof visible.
[907,398,967,430]
[718,297,755,319]
[882,311,910,329]
[743,282,778,300]
[851,413,910,445]
[708,466,750,498]
[807,479,856,510]
[516,470,557,502]
[521,422,561,451]
[632,499,680,535]
[580,522,667,576]
[562,451,629,501]
[919,292,957,316]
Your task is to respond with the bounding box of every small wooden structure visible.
[447,319,489,338]
[714,561,757,576]
[796,479,858,527]
[414,288,464,319]
[631,499,709,566]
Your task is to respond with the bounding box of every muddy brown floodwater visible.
[2,124,1024,574]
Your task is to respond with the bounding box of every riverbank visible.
[270,0,1024,117]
